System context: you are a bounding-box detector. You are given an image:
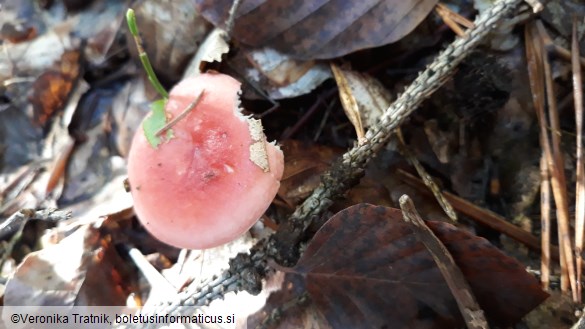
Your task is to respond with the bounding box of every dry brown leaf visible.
[4,224,136,306]
[278,141,342,207]
[284,204,548,329]
[0,0,46,44]
[245,273,330,329]
[195,0,439,60]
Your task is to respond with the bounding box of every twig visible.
[132,0,527,318]
[154,90,205,137]
[280,89,336,140]
[397,169,559,258]
[399,195,488,329]
[126,246,177,303]
[223,0,242,39]
[396,129,458,222]
[0,208,71,239]
[572,17,584,303]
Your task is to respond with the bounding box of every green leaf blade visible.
[143,99,172,148]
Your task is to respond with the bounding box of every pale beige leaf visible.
[330,63,365,143]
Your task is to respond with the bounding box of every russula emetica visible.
[127,73,284,249]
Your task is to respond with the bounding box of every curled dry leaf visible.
[330,65,392,128]
[330,63,365,142]
[195,0,440,60]
[285,203,548,329]
[183,28,231,77]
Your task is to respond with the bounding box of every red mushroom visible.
[127,72,284,249]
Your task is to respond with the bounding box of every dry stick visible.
[0,208,71,237]
[154,90,205,137]
[572,17,585,303]
[397,169,560,258]
[143,0,528,315]
[540,20,578,301]
[400,195,488,329]
[550,44,585,68]
[223,0,242,39]
[540,154,552,290]
[396,129,458,222]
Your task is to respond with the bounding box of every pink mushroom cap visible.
[127,73,284,249]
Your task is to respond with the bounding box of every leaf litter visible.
[0,0,584,328]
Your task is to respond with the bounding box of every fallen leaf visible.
[4,224,136,306]
[29,50,81,127]
[195,0,440,60]
[0,0,46,44]
[330,65,392,128]
[231,47,331,100]
[62,79,132,206]
[0,23,37,43]
[245,273,330,329]
[330,63,365,142]
[278,140,342,207]
[286,203,548,329]
[183,28,231,77]
[249,48,319,86]
[128,0,212,84]
[426,218,547,326]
